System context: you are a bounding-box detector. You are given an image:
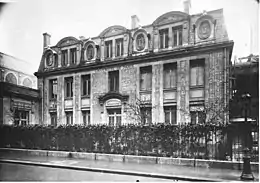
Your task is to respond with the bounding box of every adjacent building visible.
[0,52,41,125]
[35,3,234,126]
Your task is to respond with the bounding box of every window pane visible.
[160,34,164,49]
[165,110,170,124]
[147,72,152,90]
[173,30,177,47]
[163,71,170,88]
[116,116,121,126]
[190,112,197,124]
[190,66,197,86]
[178,29,182,46]
[171,108,177,124]
[165,32,169,48]
[197,66,204,85]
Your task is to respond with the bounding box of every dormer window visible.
[46,53,53,66]
[136,34,145,51]
[70,48,77,65]
[159,28,169,49]
[86,44,94,61]
[61,50,68,66]
[115,38,124,57]
[173,26,183,47]
[105,40,113,58]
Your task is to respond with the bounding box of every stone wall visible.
[40,47,230,125]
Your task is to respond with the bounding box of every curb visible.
[0,148,258,172]
[0,159,221,182]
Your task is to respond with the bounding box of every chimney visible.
[131,15,140,29]
[183,0,191,14]
[43,32,51,50]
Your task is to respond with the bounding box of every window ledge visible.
[81,95,90,99]
[190,86,204,89]
[65,97,73,100]
[163,88,177,92]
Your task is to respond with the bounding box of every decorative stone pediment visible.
[152,11,189,26]
[56,36,79,47]
[99,25,127,38]
[98,92,129,105]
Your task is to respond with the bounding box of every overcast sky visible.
[0,0,258,74]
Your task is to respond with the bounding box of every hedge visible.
[0,123,229,160]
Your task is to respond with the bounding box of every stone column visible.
[100,38,105,61]
[168,27,173,49]
[57,76,65,125]
[123,34,128,57]
[153,27,159,52]
[58,50,62,68]
[112,40,115,59]
[74,74,81,124]
[177,60,190,124]
[152,64,162,123]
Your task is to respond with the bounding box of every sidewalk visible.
[0,152,259,182]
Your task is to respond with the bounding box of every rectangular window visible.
[140,66,152,91]
[190,60,205,87]
[81,75,91,96]
[50,113,57,126]
[159,28,169,49]
[115,38,124,57]
[107,109,121,126]
[190,105,205,124]
[61,50,68,66]
[49,79,58,99]
[66,112,73,125]
[164,106,177,124]
[108,70,119,92]
[105,40,113,58]
[65,77,73,98]
[82,111,90,126]
[173,26,183,47]
[70,48,77,65]
[140,107,152,125]
[163,63,177,89]
[14,110,29,126]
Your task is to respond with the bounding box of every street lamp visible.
[240,93,254,181]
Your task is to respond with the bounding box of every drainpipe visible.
[42,77,45,125]
[223,48,227,124]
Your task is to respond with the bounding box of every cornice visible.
[35,41,234,78]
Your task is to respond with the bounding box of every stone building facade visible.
[0,52,40,125]
[35,7,233,126]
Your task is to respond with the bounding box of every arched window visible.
[23,78,32,88]
[46,53,53,66]
[86,44,94,61]
[5,73,17,85]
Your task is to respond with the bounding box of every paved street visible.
[0,163,173,181]
[0,152,258,181]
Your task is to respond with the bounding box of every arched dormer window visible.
[84,41,96,62]
[44,48,57,68]
[86,44,94,60]
[22,77,33,88]
[46,52,53,66]
[133,29,149,53]
[5,73,17,85]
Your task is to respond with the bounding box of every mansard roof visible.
[152,11,189,26]
[99,25,127,38]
